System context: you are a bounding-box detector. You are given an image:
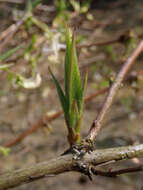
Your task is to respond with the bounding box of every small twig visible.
[91,165,143,177]
[2,88,108,147]
[0,14,28,52]
[77,32,131,49]
[3,111,62,147]
[84,88,108,102]
[0,24,16,42]
[86,40,143,141]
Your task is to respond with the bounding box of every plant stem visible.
[86,40,143,142]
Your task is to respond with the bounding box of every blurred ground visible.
[0,0,143,190]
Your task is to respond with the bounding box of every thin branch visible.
[86,40,143,141]
[3,111,62,147]
[91,165,143,177]
[84,88,108,102]
[77,32,131,49]
[0,144,143,189]
[78,38,120,49]
[0,14,28,52]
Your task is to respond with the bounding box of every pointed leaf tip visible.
[48,67,68,120]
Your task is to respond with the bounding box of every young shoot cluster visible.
[49,28,87,146]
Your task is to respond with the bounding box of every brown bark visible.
[0,144,143,189]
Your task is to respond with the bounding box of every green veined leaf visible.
[24,34,37,54]
[0,45,22,62]
[49,67,69,120]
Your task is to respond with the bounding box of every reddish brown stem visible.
[3,111,62,147]
[78,38,119,49]
[91,165,143,177]
[86,40,143,141]
[84,88,108,102]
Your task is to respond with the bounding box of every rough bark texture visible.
[0,144,143,189]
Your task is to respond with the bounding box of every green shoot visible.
[0,45,22,62]
[49,28,87,146]
[0,146,10,156]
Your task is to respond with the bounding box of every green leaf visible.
[70,100,79,128]
[64,29,82,127]
[64,27,72,103]
[24,34,37,54]
[70,0,80,12]
[70,32,82,107]
[0,146,10,156]
[100,80,109,88]
[32,0,42,9]
[50,28,88,145]
[26,0,32,13]
[78,70,88,115]
[0,45,22,62]
[75,70,88,133]
[8,72,14,81]
[48,67,69,121]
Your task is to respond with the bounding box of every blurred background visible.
[0,0,143,189]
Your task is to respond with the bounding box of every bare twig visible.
[84,88,108,102]
[91,165,143,177]
[86,40,143,141]
[0,14,28,52]
[0,24,16,42]
[3,111,62,147]
[78,38,119,49]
